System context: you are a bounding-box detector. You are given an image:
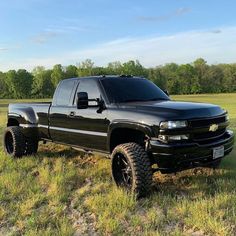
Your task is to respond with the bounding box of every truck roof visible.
[63,75,145,81]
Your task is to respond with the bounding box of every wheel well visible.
[110,128,146,152]
[7,118,19,127]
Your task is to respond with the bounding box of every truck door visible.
[67,79,109,151]
[49,79,78,143]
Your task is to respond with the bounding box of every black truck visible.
[3,75,234,196]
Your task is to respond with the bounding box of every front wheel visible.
[3,126,26,158]
[111,142,153,197]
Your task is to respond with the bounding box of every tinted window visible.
[77,79,101,99]
[101,78,169,103]
[55,80,76,106]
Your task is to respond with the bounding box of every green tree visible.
[51,64,64,88]
[159,63,179,94]
[219,64,236,92]
[92,67,107,75]
[1,58,236,98]
[176,64,196,94]
[77,59,95,77]
[193,58,208,93]
[204,65,224,93]
[5,70,17,98]
[121,60,147,76]
[32,67,54,98]
[148,68,167,90]
[0,72,8,98]
[65,65,78,79]
[190,76,201,94]
[5,69,33,98]
[106,61,122,75]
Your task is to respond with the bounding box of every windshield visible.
[101,78,170,103]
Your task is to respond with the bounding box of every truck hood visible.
[117,100,225,120]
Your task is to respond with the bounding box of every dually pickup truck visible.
[4,75,234,196]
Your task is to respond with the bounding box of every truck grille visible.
[189,116,226,128]
[192,128,226,141]
[189,115,227,143]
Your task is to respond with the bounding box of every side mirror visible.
[163,90,169,96]
[76,92,104,110]
[77,92,89,109]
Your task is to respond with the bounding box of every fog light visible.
[158,135,168,142]
[168,135,189,141]
[158,134,189,142]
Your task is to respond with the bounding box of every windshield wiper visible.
[120,99,147,103]
[145,98,169,101]
[119,98,169,103]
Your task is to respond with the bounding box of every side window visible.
[77,80,101,99]
[55,80,75,106]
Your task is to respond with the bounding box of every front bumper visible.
[150,130,234,173]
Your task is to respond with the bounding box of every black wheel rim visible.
[112,153,133,188]
[25,139,31,155]
[5,132,14,154]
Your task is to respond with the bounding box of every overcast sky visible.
[1,0,236,71]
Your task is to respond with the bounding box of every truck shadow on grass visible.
[36,142,236,200]
[35,143,100,171]
[152,153,236,199]
[37,143,85,159]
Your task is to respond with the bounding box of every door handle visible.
[69,111,75,117]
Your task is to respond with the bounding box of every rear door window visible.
[55,80,76,106]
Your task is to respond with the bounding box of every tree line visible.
[0,58,236,99]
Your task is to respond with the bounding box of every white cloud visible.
[1,26,236,71]
[0,47,8,51]
[137,7,191,22]
[31,31,59,44]
[31,23,96,45]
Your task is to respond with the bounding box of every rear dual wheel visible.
[25,139,38,155]
[3,126,38,158]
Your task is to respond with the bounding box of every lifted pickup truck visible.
[4,75,234,196]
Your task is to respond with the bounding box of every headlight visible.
[158,134,189,142]
[160,120,188,129]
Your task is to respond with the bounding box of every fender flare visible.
[8,107,39,138]
[107,120,155,152]
[8,106,38,126]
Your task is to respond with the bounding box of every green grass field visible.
[0,94,235,236]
